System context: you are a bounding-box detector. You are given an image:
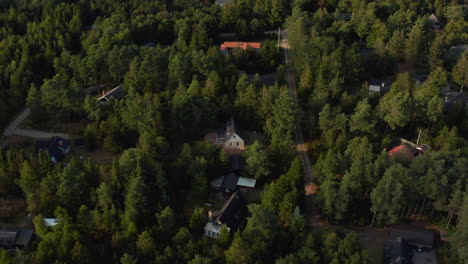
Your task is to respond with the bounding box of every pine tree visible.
[452,53,468,92]
[370,165,405,224]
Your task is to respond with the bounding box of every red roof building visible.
[220,42,262,51]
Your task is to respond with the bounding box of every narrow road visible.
[2,108,69,140]
[3,108,31,136]
[282,30,321,227]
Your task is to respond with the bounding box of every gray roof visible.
[447,44,468,61]
[16,229,33,248]
[210,176,224,189]
[237,177,256,188]
[0,228,33,248]
[228,155,246,172]
[221,173,239,192]
[384,237,412,264]
[369,85,381,92]
[84,84,104,94]
[444,92,468,109]
[215,0,232,6]
[212,191,248,231]
[0,230,17,247]
[390,228,434,248]
[413,74,429,85]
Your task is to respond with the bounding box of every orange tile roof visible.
[220,42,262,51]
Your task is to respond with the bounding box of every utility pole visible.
[277,27,281,47]
[416,129,422,145]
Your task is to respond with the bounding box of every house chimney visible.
[102,90,106,97]
[208,210,213,222]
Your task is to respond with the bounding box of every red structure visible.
[220,42,262,51]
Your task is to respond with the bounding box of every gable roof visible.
[444,92,468,109]
[84,84,104,95]
[0,230,17,247]
[16,229,33,248]
[387,138,430,159]
[220,42,262,51]
[369,85,381,92]
[390,227,434,248]
[237,177,256,188]
[0,228,33,248]
[221,173,240,192]
[228,155,246,172]
[384,236,412,264]
[213,191,248,231]
[97,84,125,102]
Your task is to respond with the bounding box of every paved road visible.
[282,30,321,227]
[2,108,69,140]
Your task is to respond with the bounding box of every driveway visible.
[2,108,70,140]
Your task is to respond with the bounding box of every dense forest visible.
[0,0,467,263]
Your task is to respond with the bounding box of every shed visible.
[237,177,256,188]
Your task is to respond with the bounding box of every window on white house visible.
[237,142,239,146]
[230,143,232,147]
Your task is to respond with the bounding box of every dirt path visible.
[3,108,31,136]
[282,30,322,227]
[2,108,70,140]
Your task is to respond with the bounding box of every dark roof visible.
[444,92,468,109]
[228,155,246,172]
[0,230,17,247]
[413,74,429,85]
[390,228,434,248]
[50,136,70,150]
[384,237,412,264]
[98,84,125,102]
[143,42,157,47]
[15,229,33,248]
[84,84,104,95]
[34,141,50,153]
[213,191,248,231]
[216,129,225,139]
[34,137,70,163]
[0,228,33,249]
[221,173,239,192]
